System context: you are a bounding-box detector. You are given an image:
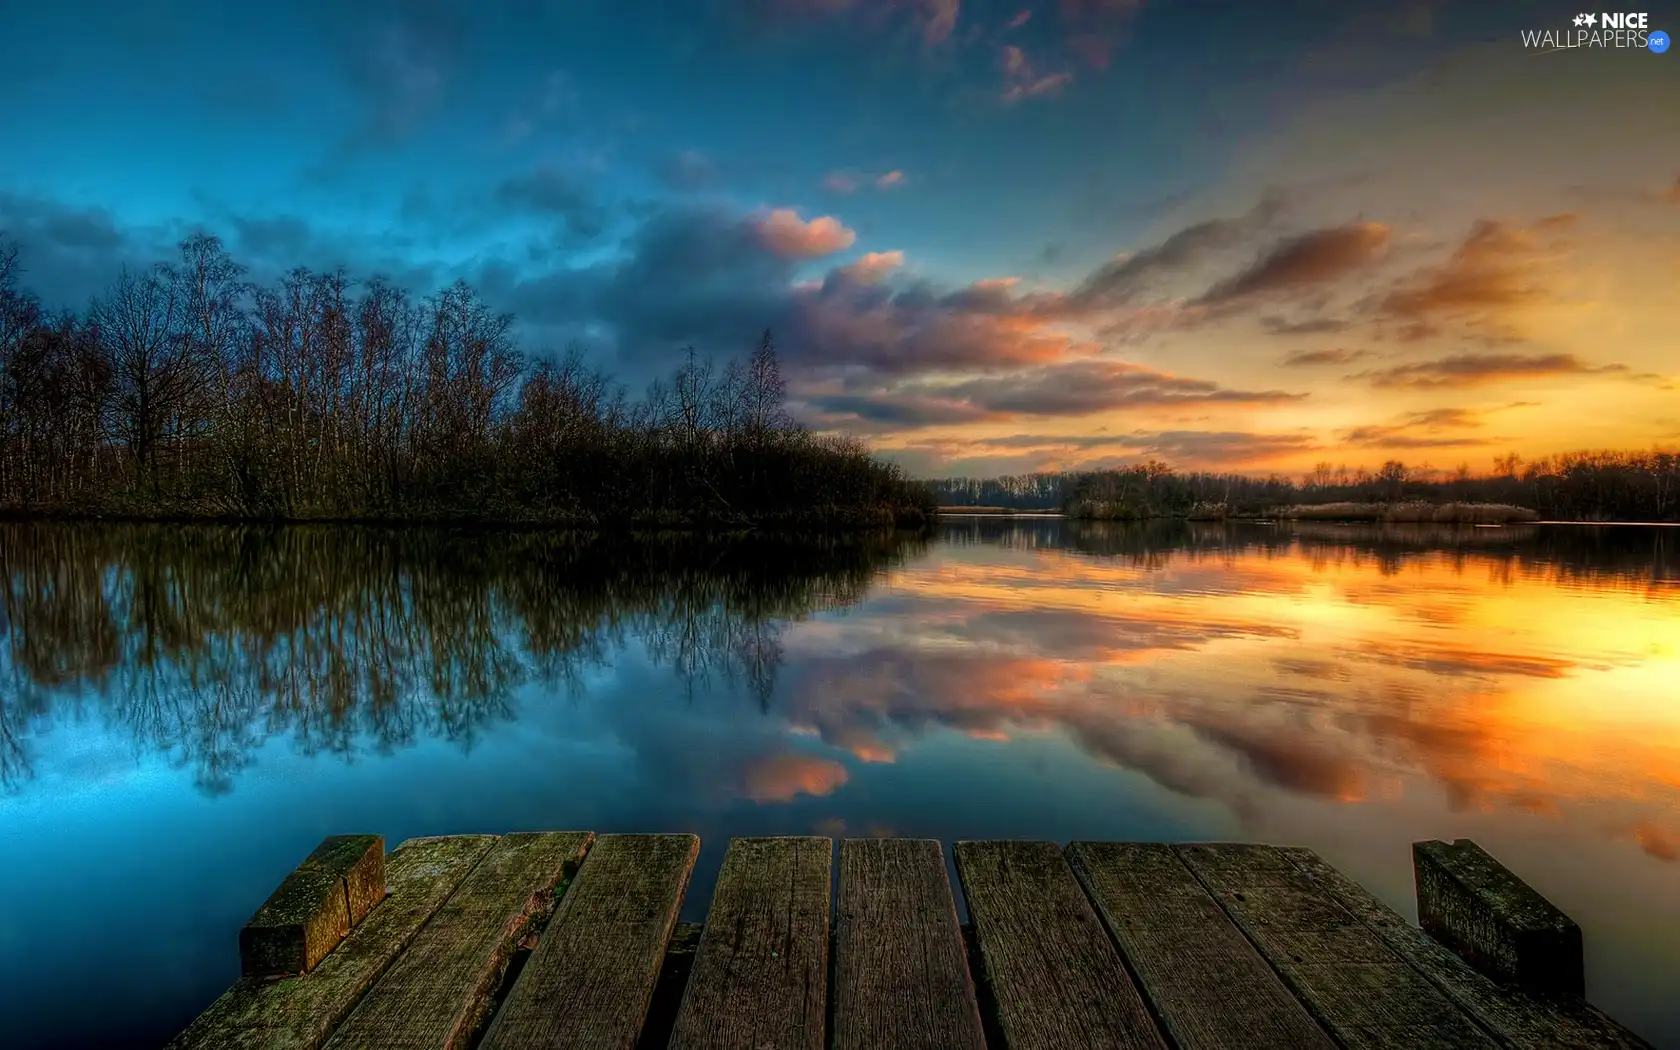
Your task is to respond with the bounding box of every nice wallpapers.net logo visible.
[1519,10,1670,51]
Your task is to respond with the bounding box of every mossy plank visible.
[241,865,354,977]
[1281,846,1654,1050]
[832,838,985,1050]
[667,837,832,1050]
[167,835,497,1050]
[239,834,388,976]
[323,831,594,1050]
[953,840,1167,1050]
[478,833,699,1050]
[1414,839,1583,995]
[1177,843,1496,1049]
[302,835,387,926]
[1068,841,1337,1050]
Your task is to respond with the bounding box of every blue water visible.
[1,520,1676,1048]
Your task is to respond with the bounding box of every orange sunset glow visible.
[784,46,1680,479]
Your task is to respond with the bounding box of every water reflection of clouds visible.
[763,530,1680,867]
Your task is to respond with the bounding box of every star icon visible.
[1585,12,1598,25]
[1574,13,1586,25]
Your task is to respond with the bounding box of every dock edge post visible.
[1412,838,1584,996]
[238,834,386,977]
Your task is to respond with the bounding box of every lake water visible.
[1,519,1676,1049]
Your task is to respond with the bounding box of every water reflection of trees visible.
[939,517,1677,591]
[0,524,926,795]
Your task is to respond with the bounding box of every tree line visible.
[928,452,1680,523]
[0,234,933,527]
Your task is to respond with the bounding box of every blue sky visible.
[1,0,1676,475]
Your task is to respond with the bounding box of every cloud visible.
[919,0,960,44]
[0,192,171,308]
[1192,222,1391,306]
[336,4,464,148]
[1340,407,1489,448]
[1055,0,1146,69]
[808,392,1000,426]
[1666,176,1680,204]
[1000,45,1073,102]
[1082,430,1324,468]
[751,208,857,257]
[1280,348,1367,367]
[492,167,608,241]
[739,751,850,802]
[1067,191,1286,310]
[822,169,907,194]
[934,361,1305,417]
[1262,316,1351,336]
[657,149,718,192]
[750,0,960,45]
[1375,216,1575,338]
[500,70,575,145]
[1007,9,1031,29]
[1186,720,1366,799]
[836,250,905,283]
[1360,352,1628,390]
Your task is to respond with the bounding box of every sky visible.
[0,0,1676,479]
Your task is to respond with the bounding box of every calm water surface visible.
[1,520,1677,1049]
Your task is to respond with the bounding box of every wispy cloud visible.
[1000,45,1074,103]
[1359,352,1628,390]
[1193,222,1391,306]
[822,168,908,194]
[1280,347,1368,367]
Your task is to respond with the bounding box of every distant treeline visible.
[0,234,933,527]
[940,515,1677,589]
[929,453,1680,523]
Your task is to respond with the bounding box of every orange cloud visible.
[741,752,850,801]
[1376,215,1575,339]
[838,250,905,283]
[875,169,906,189]
[753,207,857,257]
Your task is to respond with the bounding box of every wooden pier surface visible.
[168,834,1654,1050]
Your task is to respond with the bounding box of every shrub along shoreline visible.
[0,234,933,530]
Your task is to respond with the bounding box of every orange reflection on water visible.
[781,534,1680,859]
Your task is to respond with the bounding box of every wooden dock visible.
[168,833,1655,1050]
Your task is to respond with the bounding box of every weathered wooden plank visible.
[832,838,986,1050]
[240,834,387,976]
[324,831,595,1050]
[1067,841,1338,1050]
[1414,839,1584,995]
[479,834,700,1050]
[166,835,497,1050]
[1177,843,1498,1050]
[312,835,387,926]
[667,837,832,1050]
[1280,846,1655,1050]
[953,840,1168,1050]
